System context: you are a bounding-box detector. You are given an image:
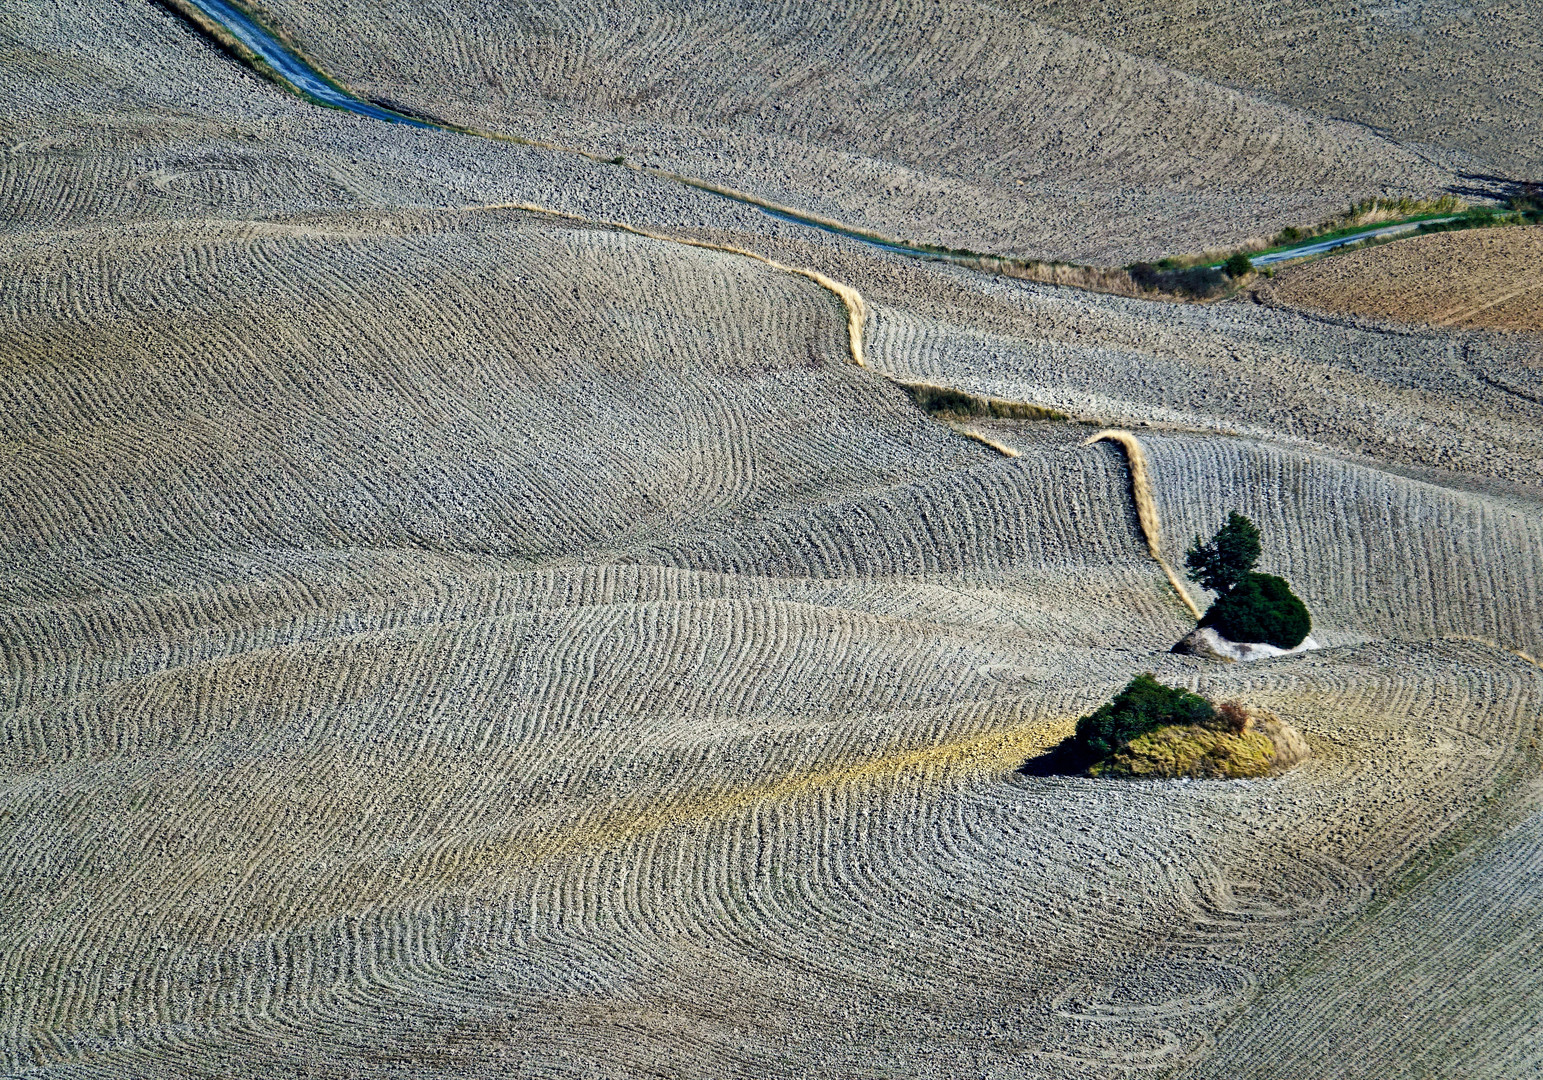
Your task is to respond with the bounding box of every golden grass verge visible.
[1082,429,1203,619]
[956,427,1021,458]
[519,716,1072,866]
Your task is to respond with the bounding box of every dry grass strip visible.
[462,201,868,367]
[514,715,1071,867]
[956,427,1021,458]
[1082,429,1202,619]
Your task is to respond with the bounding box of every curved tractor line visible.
[162,0,1485,296]
[165,0,1210,617]
[1082,430,1203,620]
[462,201,868,368]
[507,714,1073,868]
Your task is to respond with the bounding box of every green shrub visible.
[1222,252,1254,278]
[1071,674,1215,763]
[1185,512,1261,595]
[1201,572,1311,648]
[1127,262,1229,299]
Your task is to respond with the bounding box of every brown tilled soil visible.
[1262,226,1543,332]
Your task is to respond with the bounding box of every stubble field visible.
[2,0,1542,1077]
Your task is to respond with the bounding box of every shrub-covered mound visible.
[1092,702,1309,779]
[1037,675,1311,780]
[1201,571,1311,649]
[1071,673,1214,761]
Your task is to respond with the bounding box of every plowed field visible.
[1010,0,1543,180]
[3,0,1541,1077]
[1264,226,1543,332]
[248,0,1461,262]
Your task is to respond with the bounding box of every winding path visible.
[165,0,1227,618]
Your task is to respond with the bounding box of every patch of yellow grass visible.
[1091,723,1277,779]
[516,716,1070,866]
[957,427,1021,458]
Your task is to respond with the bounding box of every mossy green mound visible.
[1088,700,1311,780]
[1026,677,1312,780]
[1091,723,1279,779]
[1071,673,1214,761]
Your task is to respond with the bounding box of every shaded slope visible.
[249,0,1457,261]
[1008,0,1543,181]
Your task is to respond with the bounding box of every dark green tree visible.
[1072,674,1215,762]
[1222,252,1254,278]
[1185,512,1262,595]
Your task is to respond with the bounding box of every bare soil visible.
[1008,0,1543,181]
[1263,226,1543,332]
[248,0,1461,263]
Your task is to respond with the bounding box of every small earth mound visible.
[1092,702,1310,780]
[1020,675,1310,780]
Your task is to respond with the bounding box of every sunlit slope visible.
[1008,0,1543,180]
[0,0,787,257]
[2,209,1541,1078]
[856,275,1543,660]
[254,0,1454,261]
[1184,794,1543,1080]
[0,215,931,600]
[857,262,1543,484]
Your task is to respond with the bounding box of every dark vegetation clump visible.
[1418,195,1542,235]
[1020,677,1310,780]
[1201,572,1311,649]
[901,382,1067,422]
[1511,185,1543,223]
[1127,261,1228,299]
[1070,674,1215,762]
[1184,512,1311,649]
[1222,252,1253,278]
[1184,511,1261,594]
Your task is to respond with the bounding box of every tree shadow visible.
[1016,740,1088,778]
